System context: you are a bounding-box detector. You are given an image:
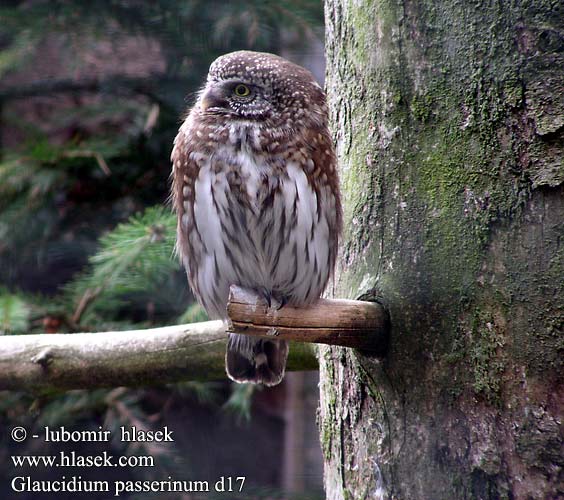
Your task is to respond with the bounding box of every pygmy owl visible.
[171,51,342,386]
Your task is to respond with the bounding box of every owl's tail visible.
[226,333,289,386]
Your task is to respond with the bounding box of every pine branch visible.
[63,207,179,323]
[0,321,318,393]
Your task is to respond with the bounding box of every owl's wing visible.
[302,127,343,282]
[171,119,203,298]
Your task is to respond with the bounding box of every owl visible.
[171,51,341,386]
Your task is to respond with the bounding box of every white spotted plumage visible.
[172,51,342,385]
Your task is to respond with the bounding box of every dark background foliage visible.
[0,1,325,498]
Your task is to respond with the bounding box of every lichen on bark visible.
[319,0,564,498]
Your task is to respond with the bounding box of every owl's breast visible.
[186,144,333,317]
[211,139,279,211]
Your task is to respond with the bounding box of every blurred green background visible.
[0,1,326,498]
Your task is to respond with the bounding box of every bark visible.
[320,1,563,499]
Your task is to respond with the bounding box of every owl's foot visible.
[256,288,287,311]
[271,292,287,310]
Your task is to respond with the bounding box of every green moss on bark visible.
[320,0,564,498]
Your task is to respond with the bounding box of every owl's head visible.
[198,51,326,127]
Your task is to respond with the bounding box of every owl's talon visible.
[269,291,287,311]
[255,288,288,311]
[275,295,287,310]
[256,287,272,308]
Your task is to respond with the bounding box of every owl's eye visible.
[233,84,251,97]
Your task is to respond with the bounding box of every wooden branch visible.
[0,287,388,393]
[227,286,390,354]
[0,321,317,393]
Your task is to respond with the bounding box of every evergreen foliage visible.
[0,290,30,334]
[0,2,323,496]
[0,0,322,330]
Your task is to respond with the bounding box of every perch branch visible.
[227,286,390,354]
[0,321,317,393]
[0,287,388,393]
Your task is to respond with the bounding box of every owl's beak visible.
[201,87,227,112]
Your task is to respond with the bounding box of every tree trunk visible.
[319,1,563,499]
